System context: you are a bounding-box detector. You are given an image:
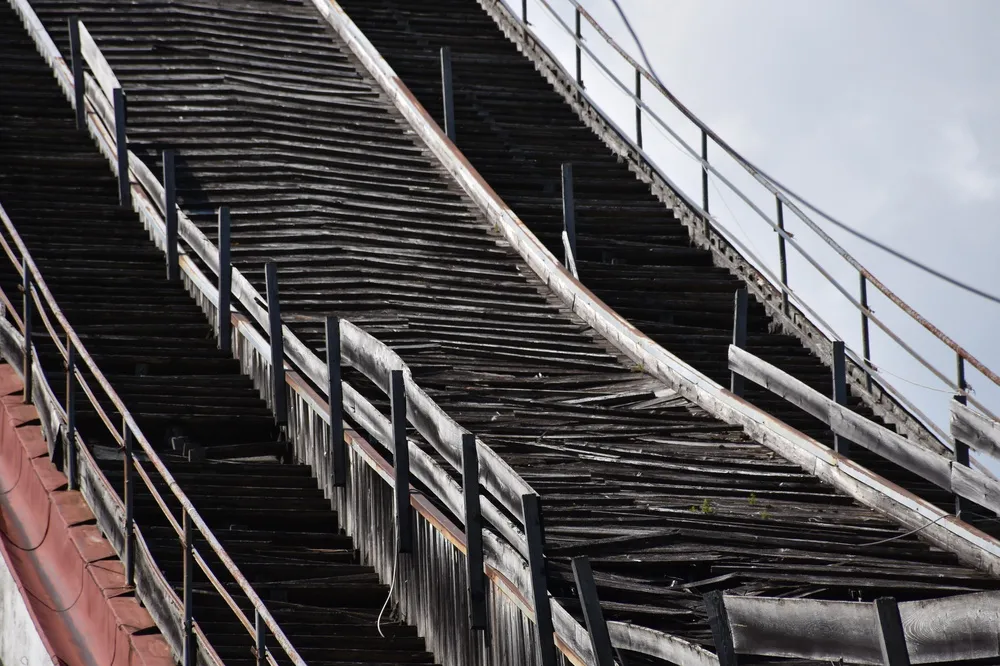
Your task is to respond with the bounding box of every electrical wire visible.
[855,513,950,547]
[602,0,1000,306]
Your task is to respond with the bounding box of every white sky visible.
[510,0,1000,447]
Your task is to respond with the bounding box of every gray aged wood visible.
[952,400,1000,461]
[875,598,911,666]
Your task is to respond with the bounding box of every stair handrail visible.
[499,0,999,435]
[0,201,305,666]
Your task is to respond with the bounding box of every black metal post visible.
[574,9,583,87]
[65,342,77,491]
[68,18,85,130]
[571,557,614,666]
[217,207,231,354]
[264,263,287,425]
[562,163,577,267]
[113,88,130,208]
[461,433,487,630]
[635,68,643,149]
[255,608,266,666]
[522,0,527,24]
[326,316,346,487]
[182,510,195,666]
[440,47,456,143]
[776,197,788,315]
[955,354,969,518]
[859,273,872,392]
[730,288,748,397]
[124,425,135,586]
[701,129,709,213]
[163,149,178,281]
[703,591,738,666]
[391,370,412,554]
[875,597,911,666]
[522,493,556,666]
[22,261,32,405]
[832,340,851,456]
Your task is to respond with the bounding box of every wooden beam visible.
[703,591,737,666]
[952,400,1000,461]
[875,598,911,666]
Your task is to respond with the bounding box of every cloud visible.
[936,121,998,203]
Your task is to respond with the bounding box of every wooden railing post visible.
[875,597,911,666]
[440,47,456,142]
[124,424,135,586]
[391,370,412,553]
[731,288,748,397]
[22,260,32,405]
[832,340,851,456]
[113,88,130,208]
[634,68,643,149]
[571,557,614,666]
[461,433,487,630]
[703,591,738,666]
[65,341,78,490]
[701,129,710,213]
[163,149,178,281]
[182,510,195,666]
[574,8,583,87]
[326,316,346,487]
[68,18,85,130]
[217,207,231,354]
[776,196,788,315]
[954,354,970,518]
[255,608,266,666]
[860,273,873,392]
[562,163,577,270]
[264,263,287,425]
[522,493,556,666]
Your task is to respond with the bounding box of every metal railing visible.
[499,0,1000,444]
[0,200,305,666]
[18,8,645,666]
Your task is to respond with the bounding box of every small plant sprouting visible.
[748,492,757,506]
[700,498,714,514]
[759,509,771,520]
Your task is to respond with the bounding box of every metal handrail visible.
[0,204,300,666]
[502,0,1000,431]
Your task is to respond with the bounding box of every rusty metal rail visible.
[0,205,302,666]
[505,0,999,433]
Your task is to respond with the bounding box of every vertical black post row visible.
[124,425,135,586]
[182,511,195,666]
[163,149,178,281]
[522,0,527,24]
[390,370,412,554]
[254,608,266,666]
[703,591,738,666]
[521,493,556,666]
[217,207,231,354]
[326,316,346,487]
[264,263,287,426]
[113,88,130,208]
[571,557,614,666]
[635,68,643,149]
[561,163,577,268]
[440,47,456,143]
[730,288,748,397]
[701,129,710,213]
[859,273,872,392]
[776,196,788,315]
[574,9,583,87]
[22,260,32,405]
[875,597,911,666]
[832,340,851,456]
[954,354,969,518]
[68,18,85,130]
[65,341,77,491]
[461,433,487,630]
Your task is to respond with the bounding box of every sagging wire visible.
[602,0,1000,306]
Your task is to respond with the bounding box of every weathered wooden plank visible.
[77,21,120,102]
[730,345,952,489]
[952,401,1000,461]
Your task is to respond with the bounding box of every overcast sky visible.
[513,0,1000,444]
